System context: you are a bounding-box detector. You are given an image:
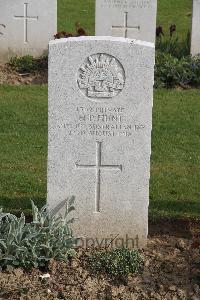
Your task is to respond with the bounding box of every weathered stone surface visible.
[48,36,154,248]
[191,0,200,55]
[0,0,57,63]
[95,0,157,43]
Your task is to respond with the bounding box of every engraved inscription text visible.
[100,0,152,9]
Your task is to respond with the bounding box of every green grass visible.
[58,0,95,35]
[0,0,198,219]
[0,86,47,212]
[157,0,192,39]
[0,86,199,220]
[58,0,192,39]
[150,89,200,220]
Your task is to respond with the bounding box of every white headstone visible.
[0,0,57,63]
[95,0,157,43]
[191,0,200,55]
[48,36,155,249]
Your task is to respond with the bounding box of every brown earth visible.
[0,235,199,300]
[149,218,200,240]
[0,64,47,85]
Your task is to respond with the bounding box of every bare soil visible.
[0,64,47,85]
[149,218,200,240]
[0,235,199,300]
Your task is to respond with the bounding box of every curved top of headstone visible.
[49,36,155,49]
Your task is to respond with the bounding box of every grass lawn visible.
[0,86,47,212]
[0,86,199,220]
[157,0,192,39]
[0,0,198,219]
[150,89,200,220]
[58,0,192,39]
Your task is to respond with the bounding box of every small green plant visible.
[9,54,48,73]
[156,34,190,59]
[156,25,190,58]
[0,197,76,270]
[88,248,142,277]
[155,52,200,88]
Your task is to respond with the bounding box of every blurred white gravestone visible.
[48,36,155,249]
[191,0,200,55]
[95,0,157,43]
[0,0,57,63]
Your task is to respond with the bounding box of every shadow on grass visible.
[149,198,199,238]
[0,197,199,238]
[0,196,46,214]
[150,198,200,220]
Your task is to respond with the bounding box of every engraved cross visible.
[14,3,38,43]
[76,142,122,213]
[112,12,140,38]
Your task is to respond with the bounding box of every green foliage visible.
[156,32,191,59]
[155,25,199,88]
[0,197,76,270]
[88,248,142,277]
[155,52,200,88]
[9,55,48,73]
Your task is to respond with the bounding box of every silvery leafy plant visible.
[0,197,76,270]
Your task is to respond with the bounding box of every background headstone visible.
[0,0,57,63]
[48,36,155,248]
[191,0,200,55]
[95,0,157,43]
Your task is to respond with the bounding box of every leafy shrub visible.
[0,198,76,270]
[88,248,142,277]
[155,52,200,88]
[156,32,190,59]
[9,54,48,73]
[156,25,190,58]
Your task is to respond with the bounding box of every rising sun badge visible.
[78,53,125,99]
